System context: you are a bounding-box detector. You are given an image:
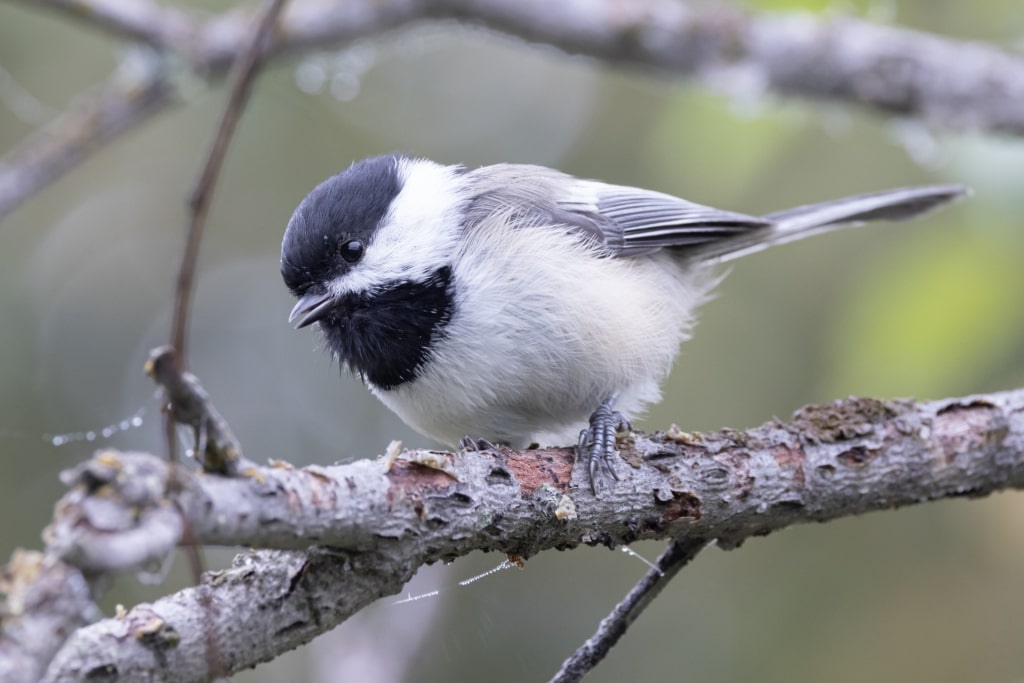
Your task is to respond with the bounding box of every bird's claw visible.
[578,399,631,494]
[458,435,499,452]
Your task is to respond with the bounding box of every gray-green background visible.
[3,1,1024,681]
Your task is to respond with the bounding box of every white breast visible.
[372,221,719,448]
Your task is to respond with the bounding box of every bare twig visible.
[549,538,709,683]
[169,0,287,362]
[145,346,253,475]
[4,0,1024,223]
[20,388,1024,681]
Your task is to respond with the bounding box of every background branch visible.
[12,388,1022,681]
[3,0,1024,221]
[24,0,198,51]
[549,537,710,683]
[0,51,174,220]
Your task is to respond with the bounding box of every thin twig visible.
[169,0,287,362]
[549,538,709,683]
[161,0,284,553]
[146,346,254,475]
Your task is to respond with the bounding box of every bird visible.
[281,153,965,492]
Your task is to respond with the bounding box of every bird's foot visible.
[458,435,500,452]
[577,397,631,494]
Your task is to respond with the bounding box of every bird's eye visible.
[338,239,364,263]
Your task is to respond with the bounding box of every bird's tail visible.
[691,185,968,265]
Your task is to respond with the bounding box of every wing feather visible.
[563,182,771,256]
[462,165,770,258]
[461,164,965,262]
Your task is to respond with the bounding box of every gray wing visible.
[462,165,771,258]
[571,181,772,257]
[462,165,966,262]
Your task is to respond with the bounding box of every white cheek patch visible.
[329,158,465,297]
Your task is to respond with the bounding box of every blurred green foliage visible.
[826,227,1024,398]
[1,1,1024,682]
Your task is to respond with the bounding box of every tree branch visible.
[42,548,417,683]
[15,388,1022,681]
[0,51,175,220]
[4,0,1024,222]
[146,346,252,476]
[0,552,100,683]
[18,0,198,52]
[549,536,710,683]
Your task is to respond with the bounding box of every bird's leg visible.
[578,396,630,494]
[458,435,500,452]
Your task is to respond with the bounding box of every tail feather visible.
[691,185,968,265]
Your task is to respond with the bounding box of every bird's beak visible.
[289,291,336,329]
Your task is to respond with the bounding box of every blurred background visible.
[2,0,1024,681]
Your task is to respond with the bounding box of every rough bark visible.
[4,389,1018,682]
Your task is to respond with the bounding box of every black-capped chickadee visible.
[281,154,964,491]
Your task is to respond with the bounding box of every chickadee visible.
[282,154,964,491]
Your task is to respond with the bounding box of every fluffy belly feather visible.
[370,227,718,448]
